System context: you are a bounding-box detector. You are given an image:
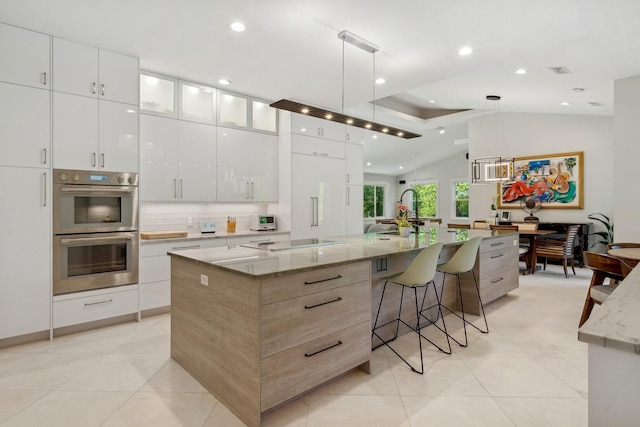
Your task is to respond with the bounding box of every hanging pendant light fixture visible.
[471,95,515,184]
[270,30,421,139]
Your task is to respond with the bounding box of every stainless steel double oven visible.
[53,169,139,295]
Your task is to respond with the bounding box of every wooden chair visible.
[579,251,625,327]
[514,222,538,272]
[489,224,517,230]
[472,220,488,229]
[447,223,470,229]
[535,224,581,278]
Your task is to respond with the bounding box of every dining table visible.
[519,229,556,274]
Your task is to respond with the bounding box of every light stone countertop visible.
[167,228,516,279]
[578,263,640,355]
[139,229,290,244]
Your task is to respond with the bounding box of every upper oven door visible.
[54,183,138,234]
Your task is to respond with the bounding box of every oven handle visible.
[60,234,135,245]
[60,187,135,195]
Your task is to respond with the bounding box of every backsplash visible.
[140,203,270,234]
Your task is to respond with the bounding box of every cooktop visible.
[240,238,343,251]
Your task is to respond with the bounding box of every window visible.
[452,180,469,219]
[363,184,385,218]
[412,182,438,217]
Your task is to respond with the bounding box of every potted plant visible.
[587,212,613,253]
[395,205,414,236]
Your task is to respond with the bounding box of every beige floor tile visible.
[57,353,169,391]
[452,329,530,360]
[537,358,588,398]
[103,391,216,427]
[202,401,250,427]
[402,395,515,427]
[140,359,208,393]
[0,390,48,424]
[465,357,582,398]
[1,390,132,427]
[261,396,310,427]
[499,330,588,359]
[307,394,411,427]
[495,397,587,427]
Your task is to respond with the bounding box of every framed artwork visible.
[500,211,511,221]
[498,151,584,209]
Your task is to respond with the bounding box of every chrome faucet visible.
[400,188,420,229]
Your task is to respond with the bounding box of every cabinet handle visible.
[317,128,322,136]
[490,277,504,284]
[101,153,105,168]
[84,299,113,307]
[346,173,350,183]
[42,72,47,86]
[305,341,342,357]
[172,245,200,250]
[304,296,342,310]
[246,182,250,199]
[491,253,504,259]
[346,132,350,141]
[310,197,315,226]
[42,172,47,206]
[490,242,504,247]
[92,82,97,94]
[314,197,319,226]
[101,84,105,96]
[173,179,177,198]
[42,148,47,165]
[251,182,254,199]
[92,152,97,167]
[180,179,184,199]
[312,152,329,157]
[304,274,342,285]
[346,187,350,205]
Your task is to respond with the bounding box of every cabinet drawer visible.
[261,321,370,410]
[140,281,170,311]
[480,235,518,254]
[261,280,370,358]
[140,237,227,257]
[291,134,345,159]
[478,246,517,277]
[139,255,170,284]
[53,288,138,328]
[479,266,519,304]
[261,261,369,305]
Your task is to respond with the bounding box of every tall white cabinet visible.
[52,37,139,172]
[0,23,51,340]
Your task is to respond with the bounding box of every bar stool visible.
[435,236,487,347]
[371,242,449,374]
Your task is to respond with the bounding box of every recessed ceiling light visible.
[381,128,389,133]
[372,135,378,139]
[366,162,372,166]
[561,102,571,106]
[365,123,372,129]
[325,113,333,119]
[375,78,386,85]
[438,127,445,134]
[346,118,354,124]
[515,68,527,75]
[458,46,473,56]
[218,79,231,85]
[397,131,404,137]
[230,22,245,32]
[301,107,309,114]
[399,166,404,170]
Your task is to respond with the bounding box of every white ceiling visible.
[3,0,640,175]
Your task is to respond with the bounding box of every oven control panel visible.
[54,169,138,186]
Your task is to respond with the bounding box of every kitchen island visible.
[168,228,519,427]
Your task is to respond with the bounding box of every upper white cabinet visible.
[53,38,139,105]
[291,114,346,142]
[140,71,177,117]
[180,81,216,124]
[252,100,277,133]
[53,93,139,172]
[345,126,363,144]
[218,92,248,128]
[0,23,50,89]
[0,82,50,168]
[139,114,217,202]
[345,143,364,186]
[217,127,278,202]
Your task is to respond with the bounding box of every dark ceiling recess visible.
[270,99,422,139]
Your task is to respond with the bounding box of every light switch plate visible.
[200,220,216,233]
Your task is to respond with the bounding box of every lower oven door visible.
[53,232,139,296]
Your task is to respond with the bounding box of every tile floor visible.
[0,264,592,426]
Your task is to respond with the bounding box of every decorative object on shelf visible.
[394,210,413,236]
[471,95,515,184]
[270,30,421,139]
[498,151,584,209]
[520,196,542,222]
[587,212,614,252]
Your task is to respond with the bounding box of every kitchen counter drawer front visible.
[261,280,370,358]
[261,321,370,411]
[261,261,370,305]
[53,287,138,328]
[478,245,517,278]
[480,234,517,254]
[478,266,519,304]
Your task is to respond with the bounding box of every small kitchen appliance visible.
[249,214,276,231]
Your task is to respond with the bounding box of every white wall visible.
[468,113,614,235]
[614,76,640,242]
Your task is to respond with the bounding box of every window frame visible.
[409,180,439,218]
[363,182,387,218]
[451,179,470,220]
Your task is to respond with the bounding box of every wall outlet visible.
[200,274,208,286]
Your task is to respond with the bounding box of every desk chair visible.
[447,223,470,229]
[372,242,449,374]
[536,224,580,278]
[579,252,625,327]
[434,237,487,347]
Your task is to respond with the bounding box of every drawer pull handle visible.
[305,297,342,310]
[491,253,504,259]
[490,242,504,247]
[84,299,113,307]
[304,275,343,285]
[172,245,200,250]
[305,340,343,358]
[491,277,504,284]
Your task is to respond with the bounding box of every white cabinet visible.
[140,71,177,117]
[345,143,364,185]
[218,92,248,128]
[139,115,217,201]
[53,37,138,105]
[345,126,363,144]
[53,285,138,329]
[0,167,51,339]
[0,82,50,168]
[346,184,364,235]
[291,114,346,142]
[291,153,346,240]
[291,133,345,159]
[217,127,278,202]
[53,93,139,172]
[0,23,50,89]
[180,81,216,124]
